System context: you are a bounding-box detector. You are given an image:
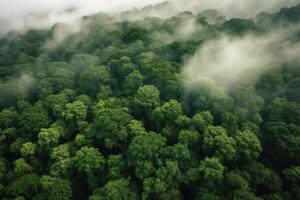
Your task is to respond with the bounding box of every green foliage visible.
[78,66,111,96]
[18,102,50,135]
[127,132,166,179]
[178,130,199,147]
[133,85,160,114]
[14,158,33,176]
[199,157,224,184]
[223,18,256,35]
[50,144,71,177]
[0,108,18,128]
[7,174,40,199]
[72,146,105,173]
[89,178,137,200]
[0,3,299,199]
[192,111,214,131]
[107,155,125,180]
[20,142,36,157]
[283,166,300,186]
[38,127,60,148]
[234,130,262,161]
[151,99,183,129]
[94,108,133,149]
[122,70,144,95]
[202,126,236,160]
[40,176,72,200]
[63,100,87,122]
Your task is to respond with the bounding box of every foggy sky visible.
[0,0,299,35]
[0,0,164,35]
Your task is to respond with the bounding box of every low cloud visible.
[1,0,298,36]
[182,28,300,90]
[0,0,164,35]
[44,21,82,49]
[0,74,34,107]
[170,0,299,18]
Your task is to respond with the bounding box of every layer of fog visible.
[0,74,34,106]
[1,0,299,36]
[0,0,164,35]
[117,0,299,22]
[183,27,300,91]
[171,0,299,18]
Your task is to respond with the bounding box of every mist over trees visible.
[0,1,300,200]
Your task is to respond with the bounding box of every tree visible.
[122,70,144,95]
[163,143,191,168]
[70,54,99,74]
[234,130,262,162]
[38,126,61,149]
[109,56,136,81]
[267,98,300,125]
[199,157,224,185]
[178,130,199,147]
[48,62,75,92]
[196,188,220,200]
[89,178,137,200]
[155,160,181,188]
[244,162,282,195]
[94,108,133,149]
[127,132,166,179]
[7,174,40,199]
[122,26,149,43]
[192,111,213,132]
[20,142,36,157]
[183,80,232,118]
[151,99,183,130]
[50,144,71,177]
[230,86,264,123]
[223,18,256,35]
[63,100,87,122]
[14,158,33,176]
[107,155,125,180]
[0,107,18,128]
[0,159,6,179]
[72,146,105,174]
[283,166,300,186]
[133,85,160,116]
[39,176,72,200]
[78,66,111,96]
[18,102,50,136]
[143,177,167,199]
[45,90,73,119]
[202,126,236,161]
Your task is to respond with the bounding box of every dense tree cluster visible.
[0,3,299,200]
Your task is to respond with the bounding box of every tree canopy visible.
[0,2,299,200]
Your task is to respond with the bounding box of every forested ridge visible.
[0,2,300,200]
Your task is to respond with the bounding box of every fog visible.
[172,0,299,18]
[0,0,164,35]
[1,0,299,35]
[183,27,300,90]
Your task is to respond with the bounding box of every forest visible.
[0,1,300,199]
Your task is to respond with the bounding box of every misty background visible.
[0,0,299,35]
[0,0,164,35]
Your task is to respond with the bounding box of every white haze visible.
[171,0,299,18]
[1,0,299,35]
[183,27,300,90]
[0,0,164,35]
[44,22,82,49]
[153,16,204,44]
